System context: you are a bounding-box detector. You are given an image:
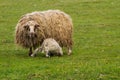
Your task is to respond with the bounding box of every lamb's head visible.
[23,20,40,38]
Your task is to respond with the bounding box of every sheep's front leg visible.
[29,47,32,56]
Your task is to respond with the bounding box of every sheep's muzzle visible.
[30,32,37,38]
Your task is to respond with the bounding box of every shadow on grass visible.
[14,48,69,58]
[0,48,71,60]
[14,49,50,59]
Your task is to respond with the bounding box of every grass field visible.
[0,0,120,80]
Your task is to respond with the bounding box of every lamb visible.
[31,38,63,57]
[15,10,73,56]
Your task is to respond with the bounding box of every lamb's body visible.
[31,38,63,57]
[15,10,73,56]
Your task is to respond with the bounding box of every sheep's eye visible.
[24,25,30,31]
[35,24,39,28]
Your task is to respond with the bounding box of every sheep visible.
[31,38,63,57]
[15,10,73,56]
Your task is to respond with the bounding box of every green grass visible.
[0,0,120,79]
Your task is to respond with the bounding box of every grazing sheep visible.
[15,10,73,56]
[31,38,63,57]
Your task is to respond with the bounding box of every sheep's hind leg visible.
[67,47,72,56]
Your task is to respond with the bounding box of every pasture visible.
[0,0,120,79]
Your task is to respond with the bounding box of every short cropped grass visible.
[0,0,120,80]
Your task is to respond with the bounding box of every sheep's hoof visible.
[68,49,72,56]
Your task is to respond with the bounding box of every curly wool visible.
[15,10,73,49]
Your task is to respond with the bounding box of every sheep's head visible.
[23,20,40,39]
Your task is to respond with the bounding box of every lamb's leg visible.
[30,48,38,57]
[45,50,50,58]
[29,47,32,56]
[58,48,63,56]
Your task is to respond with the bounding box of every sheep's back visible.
[40,10,73,48]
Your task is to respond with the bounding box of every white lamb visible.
[31,38,63,57]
